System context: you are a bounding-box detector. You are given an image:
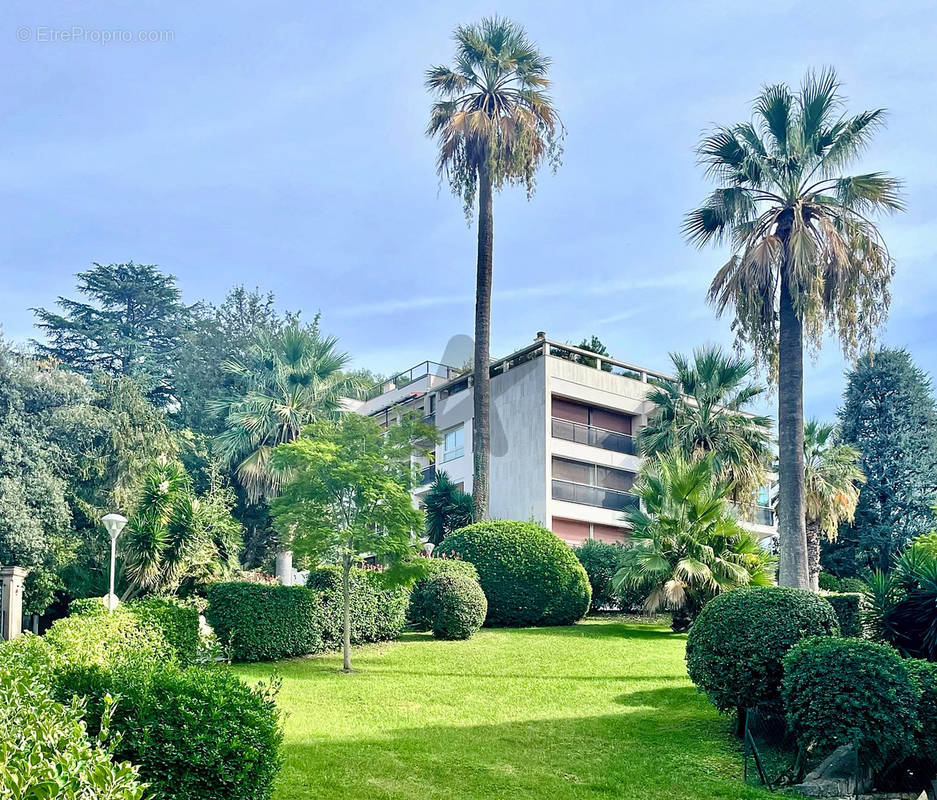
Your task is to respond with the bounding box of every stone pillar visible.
[275,550,294,586]
[0,566,28,641]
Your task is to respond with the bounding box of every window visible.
[442,425,464,462]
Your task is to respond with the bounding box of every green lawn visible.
[234,616,773,800]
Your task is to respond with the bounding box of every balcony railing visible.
[552,417,635,455]
[366,361,462,400]
[419,464,436,486]
[749,505,775,526]
[551,479,639,512]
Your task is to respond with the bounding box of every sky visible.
[2,0,936,421]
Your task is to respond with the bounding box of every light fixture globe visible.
[101,513,128,541]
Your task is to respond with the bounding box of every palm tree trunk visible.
[472,161,493,521]
[777,269,810,589]
[806,519,821,592]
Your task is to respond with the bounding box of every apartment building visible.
[346,333,776,546]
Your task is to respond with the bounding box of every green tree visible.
[638,345,773,504]
[423,471,473,545]
[575,335,613,371]
[119,457,241,599]
[427,16,563,521]
[612,453,774,631]
[825,349,937,574]
[685,69,903,588]
[270,415,425,671]
[33,262,191,405]
[802,420,864,590]
[211,320,364,576]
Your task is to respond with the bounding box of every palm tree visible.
[638,345,773,505]
[802,420,864,591]
[426,17,562,520]
[685,69,903,588]
[211,321,363,579]
[423,471,474,545]
[612,453,774,631]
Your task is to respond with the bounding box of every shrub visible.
[573,540,645,612]
[407,556,479,629]
[0,668,144,800]
[45,604,176,668]
[824,592,864,638]
[818,572,840,591]
[424,574,487,640]
[907,659,937,762]
[309,566,410,646]
[782,637,918,772]
[437,520,591,626]
[686,586,839,715]
[56,661,282,800]
[206,582,324,663]
[128,597,200,667]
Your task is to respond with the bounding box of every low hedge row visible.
[206,568,410,663]
[205,583,324,663]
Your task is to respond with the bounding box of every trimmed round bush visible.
[437,521,591,626]
[407,557,479,628]
[55,661,282,800]
[424,574,487,640]
[686,586,839,714]
[206,582,324,663]
[782,637,918,772]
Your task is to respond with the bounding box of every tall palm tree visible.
[211,321,363,579]
[426,17,562,520]
[638,345,773,505]
[685,68,903,588]
[612,452,774,631]
[802,420,864,591]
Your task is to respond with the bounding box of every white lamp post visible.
[101,513,128,612]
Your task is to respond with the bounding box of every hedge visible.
[782,637,918,772]
[824,592,864,638]
[55,661,282,800]
[907,659,937,765]
[685,586,839,715]
[407,557,479,629]
[205,582,324,663]
[437,520,591,627]
[0,666,144,799]
[309,566,410,647]
[424,573,487,640]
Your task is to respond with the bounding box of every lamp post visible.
[101,513,127,612]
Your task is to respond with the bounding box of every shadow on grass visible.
[274,686,766,800]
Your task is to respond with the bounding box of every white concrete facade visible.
[356,335,777,547]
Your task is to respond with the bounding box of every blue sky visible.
[2,0,935,421]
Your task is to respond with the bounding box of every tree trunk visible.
[806,519,821,592]
[275,549,293,586]
[342,551,352,672]
[472,162,493,521]
[777,269,810,589]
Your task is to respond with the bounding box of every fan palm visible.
[423,471,474,546]
[638,345,773,504]
[612,452,774,631]
[426,16,562,520]
[802,420,864,590]
[685,68,903,588]
[212,321,362,502]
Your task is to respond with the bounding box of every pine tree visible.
[825,349,937,574]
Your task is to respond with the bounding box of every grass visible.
[234,615,774,800]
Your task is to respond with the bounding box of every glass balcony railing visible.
[749,505,775,526]
[551,417,635,455]
[551,479,639,512]
[419,465,436,486]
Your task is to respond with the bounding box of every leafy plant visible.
[573,540,642,612]
[423,471,473,545]
[437,520,590,627]
[612,453,774,631]
[407,556,479,628]
[423,573,487,640]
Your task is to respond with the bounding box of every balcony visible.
[748,505,775,527]
[365,361,462,400]
[419,464,436,486]
[552,417,635,455]
[551,479,639,512]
